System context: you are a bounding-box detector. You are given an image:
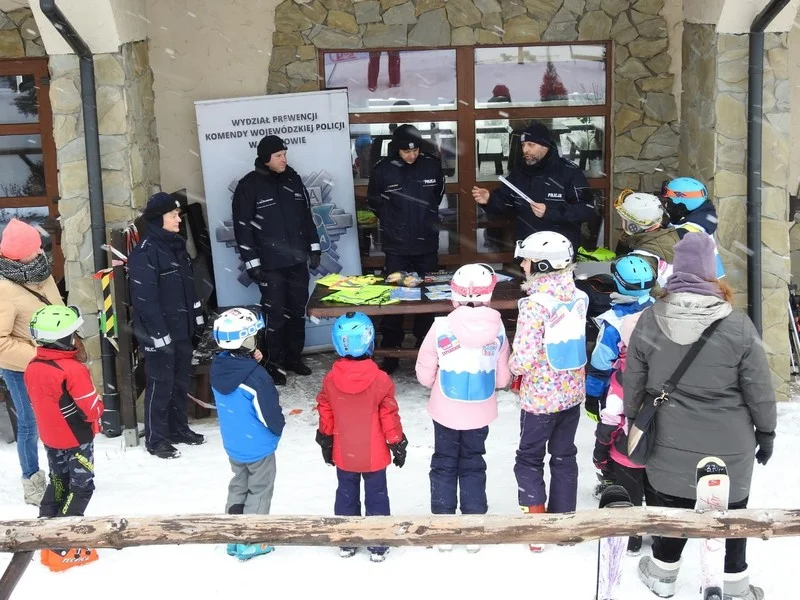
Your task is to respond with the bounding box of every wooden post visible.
[2,509,800,552]
[0,552,33,600]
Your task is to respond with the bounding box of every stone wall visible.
[681,23,792,401]
[49,40,160,379]
[268,0,681,201]
[0,6,46,58]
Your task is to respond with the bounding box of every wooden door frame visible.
[320,43,613,270]
[0,58,63,282]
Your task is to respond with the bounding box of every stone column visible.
[682,23,792,401]
[49,41,160,381]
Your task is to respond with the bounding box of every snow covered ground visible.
[1,353,797,599]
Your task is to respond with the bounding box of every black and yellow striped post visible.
[92,267,119,352]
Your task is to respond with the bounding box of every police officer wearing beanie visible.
[232,135,321,385]
[367,124,445,374]
[472,121,596,252]
[128,192,206,459]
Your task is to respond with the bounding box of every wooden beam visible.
[0,552,33,600]
[2,509,800,552]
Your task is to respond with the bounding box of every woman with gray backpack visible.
[623,232,776,600]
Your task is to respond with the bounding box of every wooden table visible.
[307,280,524,318]
[307,280,524,358]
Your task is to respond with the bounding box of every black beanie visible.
[520,122,553,147]
[392,124,422,150]
[143,192,181,223]
[257,135,287,162]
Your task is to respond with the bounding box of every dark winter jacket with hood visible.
[623,295,776,503]
[128,226,203,349]
[316,358,404,472]
[367,142,445,256]
[211,352,285,463]
[484,143,595,251]
[232,160,320,272]
[671,200,718,237]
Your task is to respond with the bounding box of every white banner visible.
[194,89,360,347]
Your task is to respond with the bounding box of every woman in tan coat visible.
[0,219,63,505]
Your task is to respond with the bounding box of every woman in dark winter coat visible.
[624,233,776,600]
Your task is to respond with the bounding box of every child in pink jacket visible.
[416,264,510,552]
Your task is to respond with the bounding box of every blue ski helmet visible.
[611,255,655,297]
[332,311,375,358]
[664,177,708,212]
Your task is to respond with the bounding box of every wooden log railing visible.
[2,509,800,598]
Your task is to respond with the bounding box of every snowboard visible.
[596,484,633,600]
[696,457,730,600]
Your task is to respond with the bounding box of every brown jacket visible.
[0,277,63,372]
[619,227,681,276]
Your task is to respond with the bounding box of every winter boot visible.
[521,504,546,552]
[339,547,357,558]
[436,544,453,552]
[593,478,615,500]
[226,544,237,556]
[235,543,274,560]
[283,359,311,376]
[627,535,643,556]
[23,470,46,506]
[465,545,481,553]
[266,364,287,386]
[148,440,180,459]
[723,571,764,600]
[379,357,399,375]
[41,548,98,572]
[369,548,389,562]
[171,430,206,445]
[638,556,680,598]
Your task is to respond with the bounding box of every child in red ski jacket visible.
[315,312,406,562]
[25,305,103,571]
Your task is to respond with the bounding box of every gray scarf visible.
[0,252,52,284]
[664,272,724,299]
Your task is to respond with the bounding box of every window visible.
[0,59,61,280]
[322,43,611,268]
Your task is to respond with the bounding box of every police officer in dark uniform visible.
[128,192,206,459]
[367,124,445,374]
[472,121,596,252]
[232,135,321,386]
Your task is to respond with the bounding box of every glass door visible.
[0,58,62,281]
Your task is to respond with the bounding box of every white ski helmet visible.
[614,190,664,233]
[514,231,574,273]
[213,308,264,351]
[450,263,498,305]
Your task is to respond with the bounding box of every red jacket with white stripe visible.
[24,347,104,449]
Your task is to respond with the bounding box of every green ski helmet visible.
[29,305,84,350]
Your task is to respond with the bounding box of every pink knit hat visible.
[0,219,42,261]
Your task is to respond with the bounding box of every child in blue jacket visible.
[662,176,725,278]
[584,255,655,497]
[211,308,285,561]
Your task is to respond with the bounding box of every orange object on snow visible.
[41,548,99,572]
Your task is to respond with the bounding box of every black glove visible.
[247,267,268,286]
[755,430,775,465]
[389,434,408,468]
[592,438,610,474]
[585,395,601,422]
[315,429,334,466]
[308,251,321,270]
